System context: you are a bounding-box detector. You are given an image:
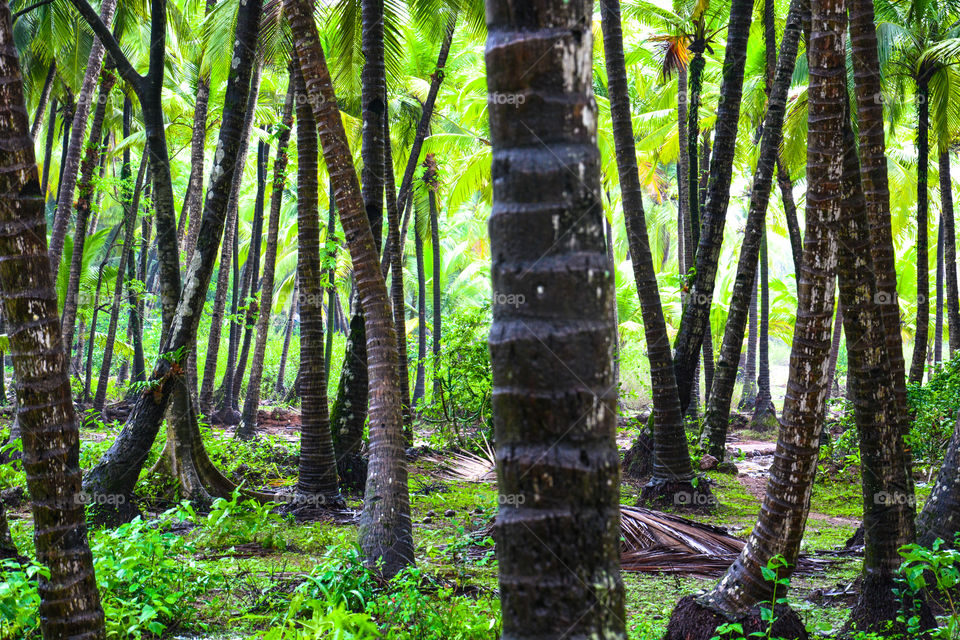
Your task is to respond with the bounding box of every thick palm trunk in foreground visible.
[666,0,844,633]
[601,0,704,507]
[286,0,413,577]
[487,1,626,637]
[0,6,106,635]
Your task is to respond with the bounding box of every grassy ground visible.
[1,411,904,640]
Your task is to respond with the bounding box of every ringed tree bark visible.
[47,0,118,274]
[665,0,845,632]
[701,0,805,460]
[239,78,294,436]
[672,0,753,413]
[836,104,921,634]
[0,5,106,634]
[80,0,265,521]
[601,0,707,508]
[487,0,627,637]
[291,62,341,505]
[286,0,413,577]
[939,150,960,355]
[918,414,960,546]
[910,70,932,384]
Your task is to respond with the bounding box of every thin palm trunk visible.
[425,156,442,399]
[700,0,804,459]
[61,70,115,355]
[672,0,753,413]
[323,179,338,386]
[825,303,843,402]
[287,0,412,576]
[413,197,427,408]
[55,96,73,203]
[293,63,341,503]
[30,59,55,138]
[0,6,106,632]
[939,150,960,355]
[752,228,776,427]
[601,0,703,506]
[739,280,758,408]
[666,5,843,632]
[95,148,147,413]
[936,218,944,365]
[47,0,118,274]
[910,76,931,384]
[40,96,56,196]
[239,79,294,436]
[275,280,298,395]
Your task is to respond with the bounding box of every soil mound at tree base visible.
[664,595,808,640]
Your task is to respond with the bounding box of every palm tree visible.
[666,0,842,631]
[941,150,960,354]
[0,3,105,632]
[424,154,442,398]
[240,78,295,436]
[910,62,933,383]
[701,0,804,458]
[601,0,704,507]
[487,0,626,636]
[918,414,960,546]
[286,0,413,577]
[81,0,264,518]
[292,62,341,505]
[671,0,754,413]
[47,0,118,274]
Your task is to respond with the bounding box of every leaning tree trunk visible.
[239,78,294,436]
[61,70,115,356]
[292,63,341,505]
[665,1,843,633]
[837,100,920,635]
[701,0,804,459]
[672,0,753,413]
[287,0,413,577]
[487,1,627,637]
[47,0,118,274]
[80,0,264,522]
[939,150,960,355]
[600,0,704,507]
[0,6,106,634]
[910,75,931,384]
[30,59,55,139]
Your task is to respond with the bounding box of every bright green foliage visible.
[896,537,960,639]
[907,354,960,464]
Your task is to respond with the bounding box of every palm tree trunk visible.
[324,179,338,386]
[230,138,269,410]
[667,4,843,631]
[384,111,411,429]
[0,7,106,631]
[239,79,293,436]
[677,64,690,275]
[672,0,753,413]
[778,160,803,281]
[489,1,626,636]
[40,96,57,196]
[936,217,944,365]
[182,0,215,265]
[910,76,931,384]
[55,95,73,202]
[95,148,147,413]
[425,156,442,399]
[81,0,263,518]
[601,0,704,506]
[287,0,413,576]
[939,150,960,355]
[389,15,457,271]
[413,198,427,408]
[738,280,758,409]
[275,280,297,396]
[825,303,843,401]
[47,0,118,274]
[752,228,776,427]
[849,0,910,440]
[837,100,920,633]
[30,59,55,138]
[292,63,341,503]
[61,70,115,356]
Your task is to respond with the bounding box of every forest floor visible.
[1,407,934,640]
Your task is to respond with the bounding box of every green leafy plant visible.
[896,537,960,639]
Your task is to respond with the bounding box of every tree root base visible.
[843,572,935,639]
[665,595,808,640]
[622,433,654,479]
[639,478,715,512]
[337,453,368,492]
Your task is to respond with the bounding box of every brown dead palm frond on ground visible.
[424,435,497,483]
